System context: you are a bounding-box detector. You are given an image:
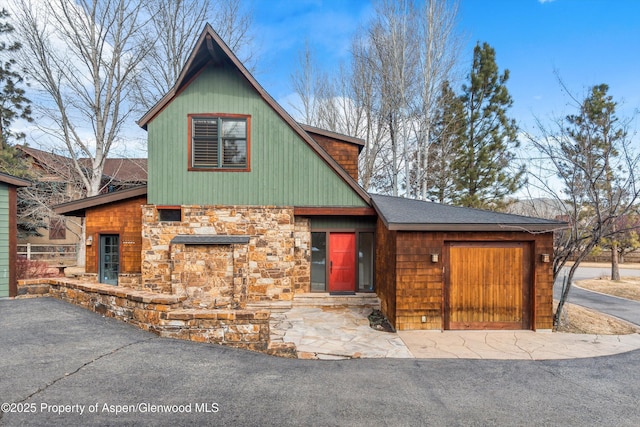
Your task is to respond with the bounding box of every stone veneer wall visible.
[293,217,311,293]
[141,205,312,308]
[171,243,241,309]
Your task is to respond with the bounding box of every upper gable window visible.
[190,114,250,170]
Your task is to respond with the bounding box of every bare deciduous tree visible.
[526,83,639,327]
[137,0,256,111]
[211,0,255,70]
[136,0,209,111]
[288,0,460,196]
[350,34,388,192]
[11,0,255,198]
[11,0,150,197]
[368,0,419,196]
[289,40,323,126]
[411,0,461,200]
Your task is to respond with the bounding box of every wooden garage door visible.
[446,242,531,330]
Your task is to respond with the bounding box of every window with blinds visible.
[191,116,248,169]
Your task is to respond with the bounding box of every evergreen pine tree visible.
[452,42,523,209]
[428,81,466,204]
[0,8,32,149]
[0,8,32,178]
[563,83,627,280]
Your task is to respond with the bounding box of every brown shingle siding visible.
[306,132,360,182]
[377,229,555,331]
[85,196,146,274]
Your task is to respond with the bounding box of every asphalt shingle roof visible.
[370,194,565,232]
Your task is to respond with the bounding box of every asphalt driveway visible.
[1,298,640,426]
[555,266,640,326]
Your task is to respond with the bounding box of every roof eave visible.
[137,25,214,129]
[0,173,31,187]
[386,223,567,232]
[54,185,147,216]
[299,124,365,147]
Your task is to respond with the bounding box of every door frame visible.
[310,229,376,293]
[443,241,533,330]
[98,233,120,285]
[328,232,357,293]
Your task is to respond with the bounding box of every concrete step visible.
[292,293,380,308]
[246,293,380,312]
[245,300,293,313]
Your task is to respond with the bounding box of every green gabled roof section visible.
[138,24,370,208]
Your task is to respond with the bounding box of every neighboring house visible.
[99,157,148,192]
[15,146,84,251]
[54,25,564,331]
[0,172,31,297]
[15,146,147,266]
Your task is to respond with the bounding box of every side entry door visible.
[99,234,120,285]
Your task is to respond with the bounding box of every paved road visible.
[2,298,640,426]
[555,266,640,326]
[571,266,640,281]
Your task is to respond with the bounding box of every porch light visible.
[541,254,550,263]
[430,253,439,263]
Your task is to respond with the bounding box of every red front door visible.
[329,233,356,292]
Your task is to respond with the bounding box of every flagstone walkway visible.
[269,305,640,360]
[269,306,413,360]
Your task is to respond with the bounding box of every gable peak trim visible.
[137,24,371,206]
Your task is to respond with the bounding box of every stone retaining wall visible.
[17,279,274,353]
[159,309,270,351]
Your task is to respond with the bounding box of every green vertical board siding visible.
[0,183,9,297]
[148,65,367,207]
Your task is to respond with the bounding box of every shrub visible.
[16,257,61,280]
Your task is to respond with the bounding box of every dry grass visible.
[555,301,640,335]
[575,277,640,302]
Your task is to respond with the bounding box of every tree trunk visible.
[77,219,86,268]
[554,245,595,329]
[611,241,620,281]
[554,262,579,329]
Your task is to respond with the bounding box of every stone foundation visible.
[160,309,270,350]
[117,273,142,288]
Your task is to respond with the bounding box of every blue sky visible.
[252,0,640,131]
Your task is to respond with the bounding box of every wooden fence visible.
[17,243,78,266]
